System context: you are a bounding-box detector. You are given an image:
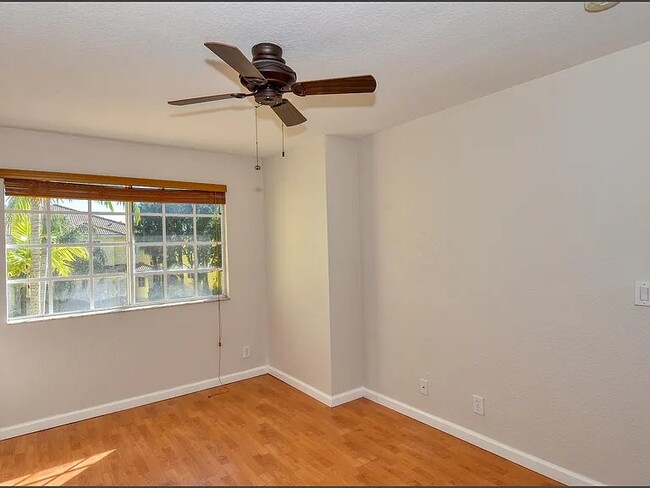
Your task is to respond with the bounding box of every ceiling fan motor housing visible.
[241,43,297,105]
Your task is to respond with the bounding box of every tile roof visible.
[51,204,127,237]
[135,262,154,272]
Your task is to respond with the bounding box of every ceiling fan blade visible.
[204,42,266,84]
[168,93,251,106]
[271,99,307,127]
[291,75,376,97]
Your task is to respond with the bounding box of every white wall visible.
[264,136,364,397]
[264,139,333,394]
[358,41,650,485]
[325,137,364,395]
[0,128,268,428]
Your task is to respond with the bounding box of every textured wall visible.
[265,136,364,396]
[325,137,364,395]
[264,139,333,394]
[358,42,650,485]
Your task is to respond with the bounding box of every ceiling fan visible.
[168,42,377,127]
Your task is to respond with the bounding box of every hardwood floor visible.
[0,374,559,486]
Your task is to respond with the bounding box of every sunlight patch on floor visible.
[1,450,114,486]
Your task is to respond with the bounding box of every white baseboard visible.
[267,366,332,405]
[0,365,268,441]
[363,388,604,486]
[267,366,364,408]
[331,387,365,407]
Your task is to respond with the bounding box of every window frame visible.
[2,187,229,324]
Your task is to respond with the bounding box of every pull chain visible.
[281,123,285,158]
[254,105,261,171]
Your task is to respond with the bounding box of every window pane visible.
[50,213,89,244]
[196,204,220,215]
[166,245,195,270]
[197,244,221,269]
[133,215,163,243]
[51,199,89,213]
[92,214,127,243]
[165,203,193,214]
[6,247,49,280]
[93,246,127,274]
[197,270,223,297]
[166,217,193,242]
[51,246,90,277]
[7,282,49,318]
[4,196,47,212]
[196,216,220,242]
[91,200,126,213]
[167,273,195,299]
[134,274,164,303]
[53,279,90,314]
[133,202,162,214]
[135,245,164,271]
[94,276,127,310]
[5,213,47,245]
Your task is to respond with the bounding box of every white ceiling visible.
[1,2,649,157]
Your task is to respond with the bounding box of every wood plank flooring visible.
[0,374,560,486]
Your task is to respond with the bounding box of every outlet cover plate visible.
[473,394,484,416]
[419,379,428,396]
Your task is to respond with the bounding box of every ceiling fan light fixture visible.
[584,2,620,13]
[168,41,377,127]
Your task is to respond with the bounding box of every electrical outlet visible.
[419,379,429,396]
[242,345,251,358]
[473,394,484,416]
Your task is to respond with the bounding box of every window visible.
[4,191,226,322]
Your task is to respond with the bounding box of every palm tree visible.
[6,197,89,315]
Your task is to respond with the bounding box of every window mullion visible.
[193,206,198,298]
[88,199,94,311]
[162,204,167,301]
[126,202,134,307]
[47,199,53,316]
[219,206,225,297]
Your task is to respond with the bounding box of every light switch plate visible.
[635,281,650,306]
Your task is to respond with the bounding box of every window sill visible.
[5,295,231,325]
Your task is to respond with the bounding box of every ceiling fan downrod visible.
[254,105,261,171]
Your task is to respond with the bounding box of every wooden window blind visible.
[0,169,227,204]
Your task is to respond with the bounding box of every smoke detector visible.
[584,2,620,13]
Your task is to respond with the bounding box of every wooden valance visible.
[0,169,226,205]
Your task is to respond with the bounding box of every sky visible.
[62,199,126,223]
